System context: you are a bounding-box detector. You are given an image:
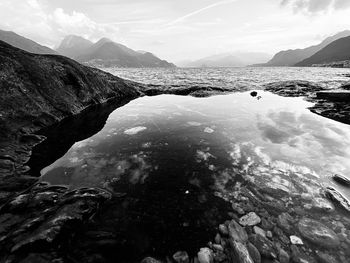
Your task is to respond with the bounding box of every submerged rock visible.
[197,247,213,263]
[228,220,248,243]
[297,218,340,248]
[173,251,189,263]
[332,174,350,186]
[239,212,261,226]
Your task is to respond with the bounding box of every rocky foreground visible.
[0,41,350,262]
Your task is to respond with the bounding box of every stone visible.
[141,257,162,263]
[219,224,229,236]
[247,242,261,263]
[290,235,303,245]
[249,234,276,259]
[333,174,350,186]
[229,240,254,263]
[253,226,266,238]
[215,233,221,244]
[239,212,261,226]
[316,90,350,102]
[277,213,293,233]
[266,231,273,239]
[316,251,338,263]
[212,244,224,251]
[228,220,248,243]
[232,202,245,215]
[173,251,189,263]
[298,218,340,248]
[311,198,334,212]
[197,247,213,263]
[325,187,350,212]
[278,248,290,263]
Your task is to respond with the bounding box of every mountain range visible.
[295,36,350,66]
[260,30,350,67]
[179,52,271,68]
[0,29,57,55]
[56,36,175,68]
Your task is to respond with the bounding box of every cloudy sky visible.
[0,0,350,61]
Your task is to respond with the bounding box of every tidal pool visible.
[38,91,350,261]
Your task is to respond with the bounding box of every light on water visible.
[41,91,350,201]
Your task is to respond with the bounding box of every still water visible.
[38,91,350,259]
[42,91,350,203]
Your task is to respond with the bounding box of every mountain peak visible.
[56,35,93,58]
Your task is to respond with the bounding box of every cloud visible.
[281,0,350,13]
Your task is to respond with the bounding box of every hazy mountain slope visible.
[56,35,93,58]
[263,30,350,66]
[181,52,271,67]
[76,40,175,68]
[295,36,350,66]
[0,29,57,55]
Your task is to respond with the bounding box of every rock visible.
[289,235,303,245]
[173,251,189,263]
[297,218,340,248]
[247,242,261,263]
[219,224,229,236]
[212,244,224,252]
[228,240,254,263]
[250,91,258,97]
[253,226,266,238]
[228,220,248,243]
[290,245,315,263]
[325,187,350,212]
[278,248,290,263]
[266,231,273,239]
[311,198,334,212]
[315,251,338,263]
[239,212,261,226]
[277,213,293,233]
[197,247,213,263]
[215,233,221,244]
[249,234,276,259]
[232,202,245,215]
[333,174,350,186]
[141,257,162,263]
[316,90,350,102]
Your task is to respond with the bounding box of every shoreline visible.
[1,40,350,262]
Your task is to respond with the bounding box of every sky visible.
[0,0,350,62]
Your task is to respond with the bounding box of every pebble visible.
[173,251,189,263]
[253,226,266,238]
[239,212,261,226]
[197,247,213,263]
[219,224,229,236]
[290,235,303,245]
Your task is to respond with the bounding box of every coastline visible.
[1,41,350,262]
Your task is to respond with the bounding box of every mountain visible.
[56,36,175,68]
[56,35,93,58]
[295,36,350,67]
[180,52,271,67]
[262,30,350,67]
[0,29,57,55]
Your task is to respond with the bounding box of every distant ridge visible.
[295,36,350,67]
[56,35,93,58]
[261,30,350,67]
[0,29,57,55]
[56,36,175,68]
[180,52,271,68]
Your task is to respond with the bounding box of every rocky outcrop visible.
[0,40,142,262]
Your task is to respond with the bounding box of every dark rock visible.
[247,242,261,263]
[297,218,340,248]
[228,239,254,263]
[173,251,189,263]
[249,234,276,259]
[315,251,338,263]
[325,187,350,212]
[228,220,248,243]
[141,257,162,263]
[250,91,258,97]
[332,174,350,186]
[316,91,350,102]
[277,213,294,234]
[278,248,290,263]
